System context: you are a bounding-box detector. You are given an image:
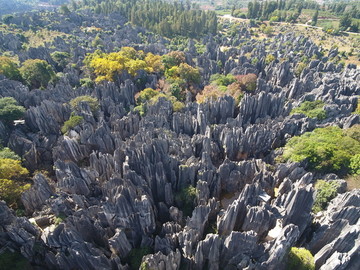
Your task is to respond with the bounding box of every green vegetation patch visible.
[312,180,339,213]
[196,73,257,104]
[291,100,326,120]
[69,96,99,113]
[0,97,25,123]
[350,154,360,176]
[282,126,360,174]
[287,247,315,270]
[19,59,56,89]
[61,115,84,134]
[175,185,197,217]
[0,56,22,81]
[0,147,21,160]
[0,158,30,208]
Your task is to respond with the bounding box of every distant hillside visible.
[0,0,68,16]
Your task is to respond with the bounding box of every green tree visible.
[0,57,22,81]
[162,51,186,70]
[339,13,352,31]
[0,97,25,123]
[51,51,71,71]
[19,59,56,89]
[59,5,71,14]
[135,88,159,105]
[312,10,319,26]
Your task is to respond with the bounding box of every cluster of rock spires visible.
[1,9,360,270]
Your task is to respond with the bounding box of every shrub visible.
[282,126,360,174]
[0,178,31,208]
[162,51,186,70]
[350,154,360,175]
[287,247,315,270]
[196,82,244,105]
[209,73,236,87]
[0,158,30,208]
[312,180,339,213]
[0,97,25,122]
[0,147,20,160]
[69,96,99,113]
[79,78,94,88]
[234,73,257,91]
[135,88,159,105]
[175,185,197,217]
[265,54,276,64]
[0,158,29,179]
[0,56,22,81]
[291,100,326,120]
[295,62,308,77]
[136,88,185,114]
[61,115,84,134]
[19,59,56,89]
[165,63,201,85]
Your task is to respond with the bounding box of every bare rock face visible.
[275,182,314,236]
[21,173,54,214]
[142,249,181,270]
[217,183,264,235]
[260,224,300,270]
[308,189,360,270]
[194,234,222,270]
[0,202,43,263]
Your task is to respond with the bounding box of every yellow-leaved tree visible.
[0,158,30,208]
[85,47,163,82]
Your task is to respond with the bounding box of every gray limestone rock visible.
[21,173,54,214]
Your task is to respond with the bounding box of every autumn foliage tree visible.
[196,73,257,104]
[85,47,163,83]
[0,158,30,208]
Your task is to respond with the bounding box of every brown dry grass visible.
[346,175,360,190]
